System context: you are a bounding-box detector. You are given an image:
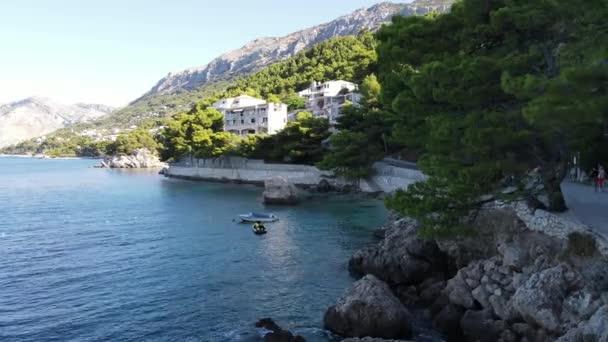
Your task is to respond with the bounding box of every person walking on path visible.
[598,165,606,192]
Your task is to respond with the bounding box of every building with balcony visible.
[212,95,288,136]
[296,80,362,125]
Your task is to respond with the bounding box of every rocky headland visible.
[95,148,167,169]
[324,202,608,341]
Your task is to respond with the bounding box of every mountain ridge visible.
[0,97,114,148]
[138,1,452,101]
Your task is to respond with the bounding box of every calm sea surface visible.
[0,157,386,342]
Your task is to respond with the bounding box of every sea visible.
[0,157,387,342]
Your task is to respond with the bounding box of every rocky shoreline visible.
[94,148,167,169]
[322,204,608,341]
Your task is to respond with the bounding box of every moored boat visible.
[239,212,278,223]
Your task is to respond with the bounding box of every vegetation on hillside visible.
[236,112,331,164]
[157,32,377,163]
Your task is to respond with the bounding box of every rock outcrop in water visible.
[326,202,608,341]
[255,318,306,342]
[95,148,166,169]
[263,177,299,205]
[324,275,412,339]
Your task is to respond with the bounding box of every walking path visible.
[561,181,608,237]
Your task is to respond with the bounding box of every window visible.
[241,119,244,124]
[251,118,256,123]
[262,118,268,123]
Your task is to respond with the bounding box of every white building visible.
[296,80,362,125]
[212,95,288,136]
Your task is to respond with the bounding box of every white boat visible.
[239,212,278,223]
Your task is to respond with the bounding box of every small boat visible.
[239,212,278,223]
[252,225,267,235]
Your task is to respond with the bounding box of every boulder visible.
[95,148,167,169]
[349,218,446,284]
[511,265,569,333]
[324,275,412,339]
[556,305,608,342]
[263,177,299,205]
[255,318,306,342]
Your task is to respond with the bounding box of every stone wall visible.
[165,156,425,194]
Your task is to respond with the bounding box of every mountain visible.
[141,1,452,100]
[0,97,114,148]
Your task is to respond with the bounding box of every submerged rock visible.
[95,148,166,169]
[324,275,412,339]
[263,176,299,205]
[255,318,306,342]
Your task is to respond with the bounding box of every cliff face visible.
[139,1,453,99]
[0,97,113,148]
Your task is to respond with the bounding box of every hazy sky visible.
[0,0,406,107]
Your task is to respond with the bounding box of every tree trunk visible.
[543,164,568,212]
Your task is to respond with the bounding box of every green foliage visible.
[360,74,382,108]
[240,112,330,164]
[317,130,381,178]
[220,31,377,103]
[106,129,159,156]
[318,102,392,177]
[158,107,240,161]
[285,92,306,111]
[376,0,608,236]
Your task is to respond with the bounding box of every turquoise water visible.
[0,157,386,342]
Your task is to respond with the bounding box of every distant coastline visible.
[0,154,99,160]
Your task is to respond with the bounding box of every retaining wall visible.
[166,157,425,193]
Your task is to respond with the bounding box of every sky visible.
[0,0,409,107]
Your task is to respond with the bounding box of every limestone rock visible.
[324,275,412,339]
[96,148,166,169]
[263,177,299,205]
[559,305,608,342]
[349,218,446,284]
[511,265,569,333]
